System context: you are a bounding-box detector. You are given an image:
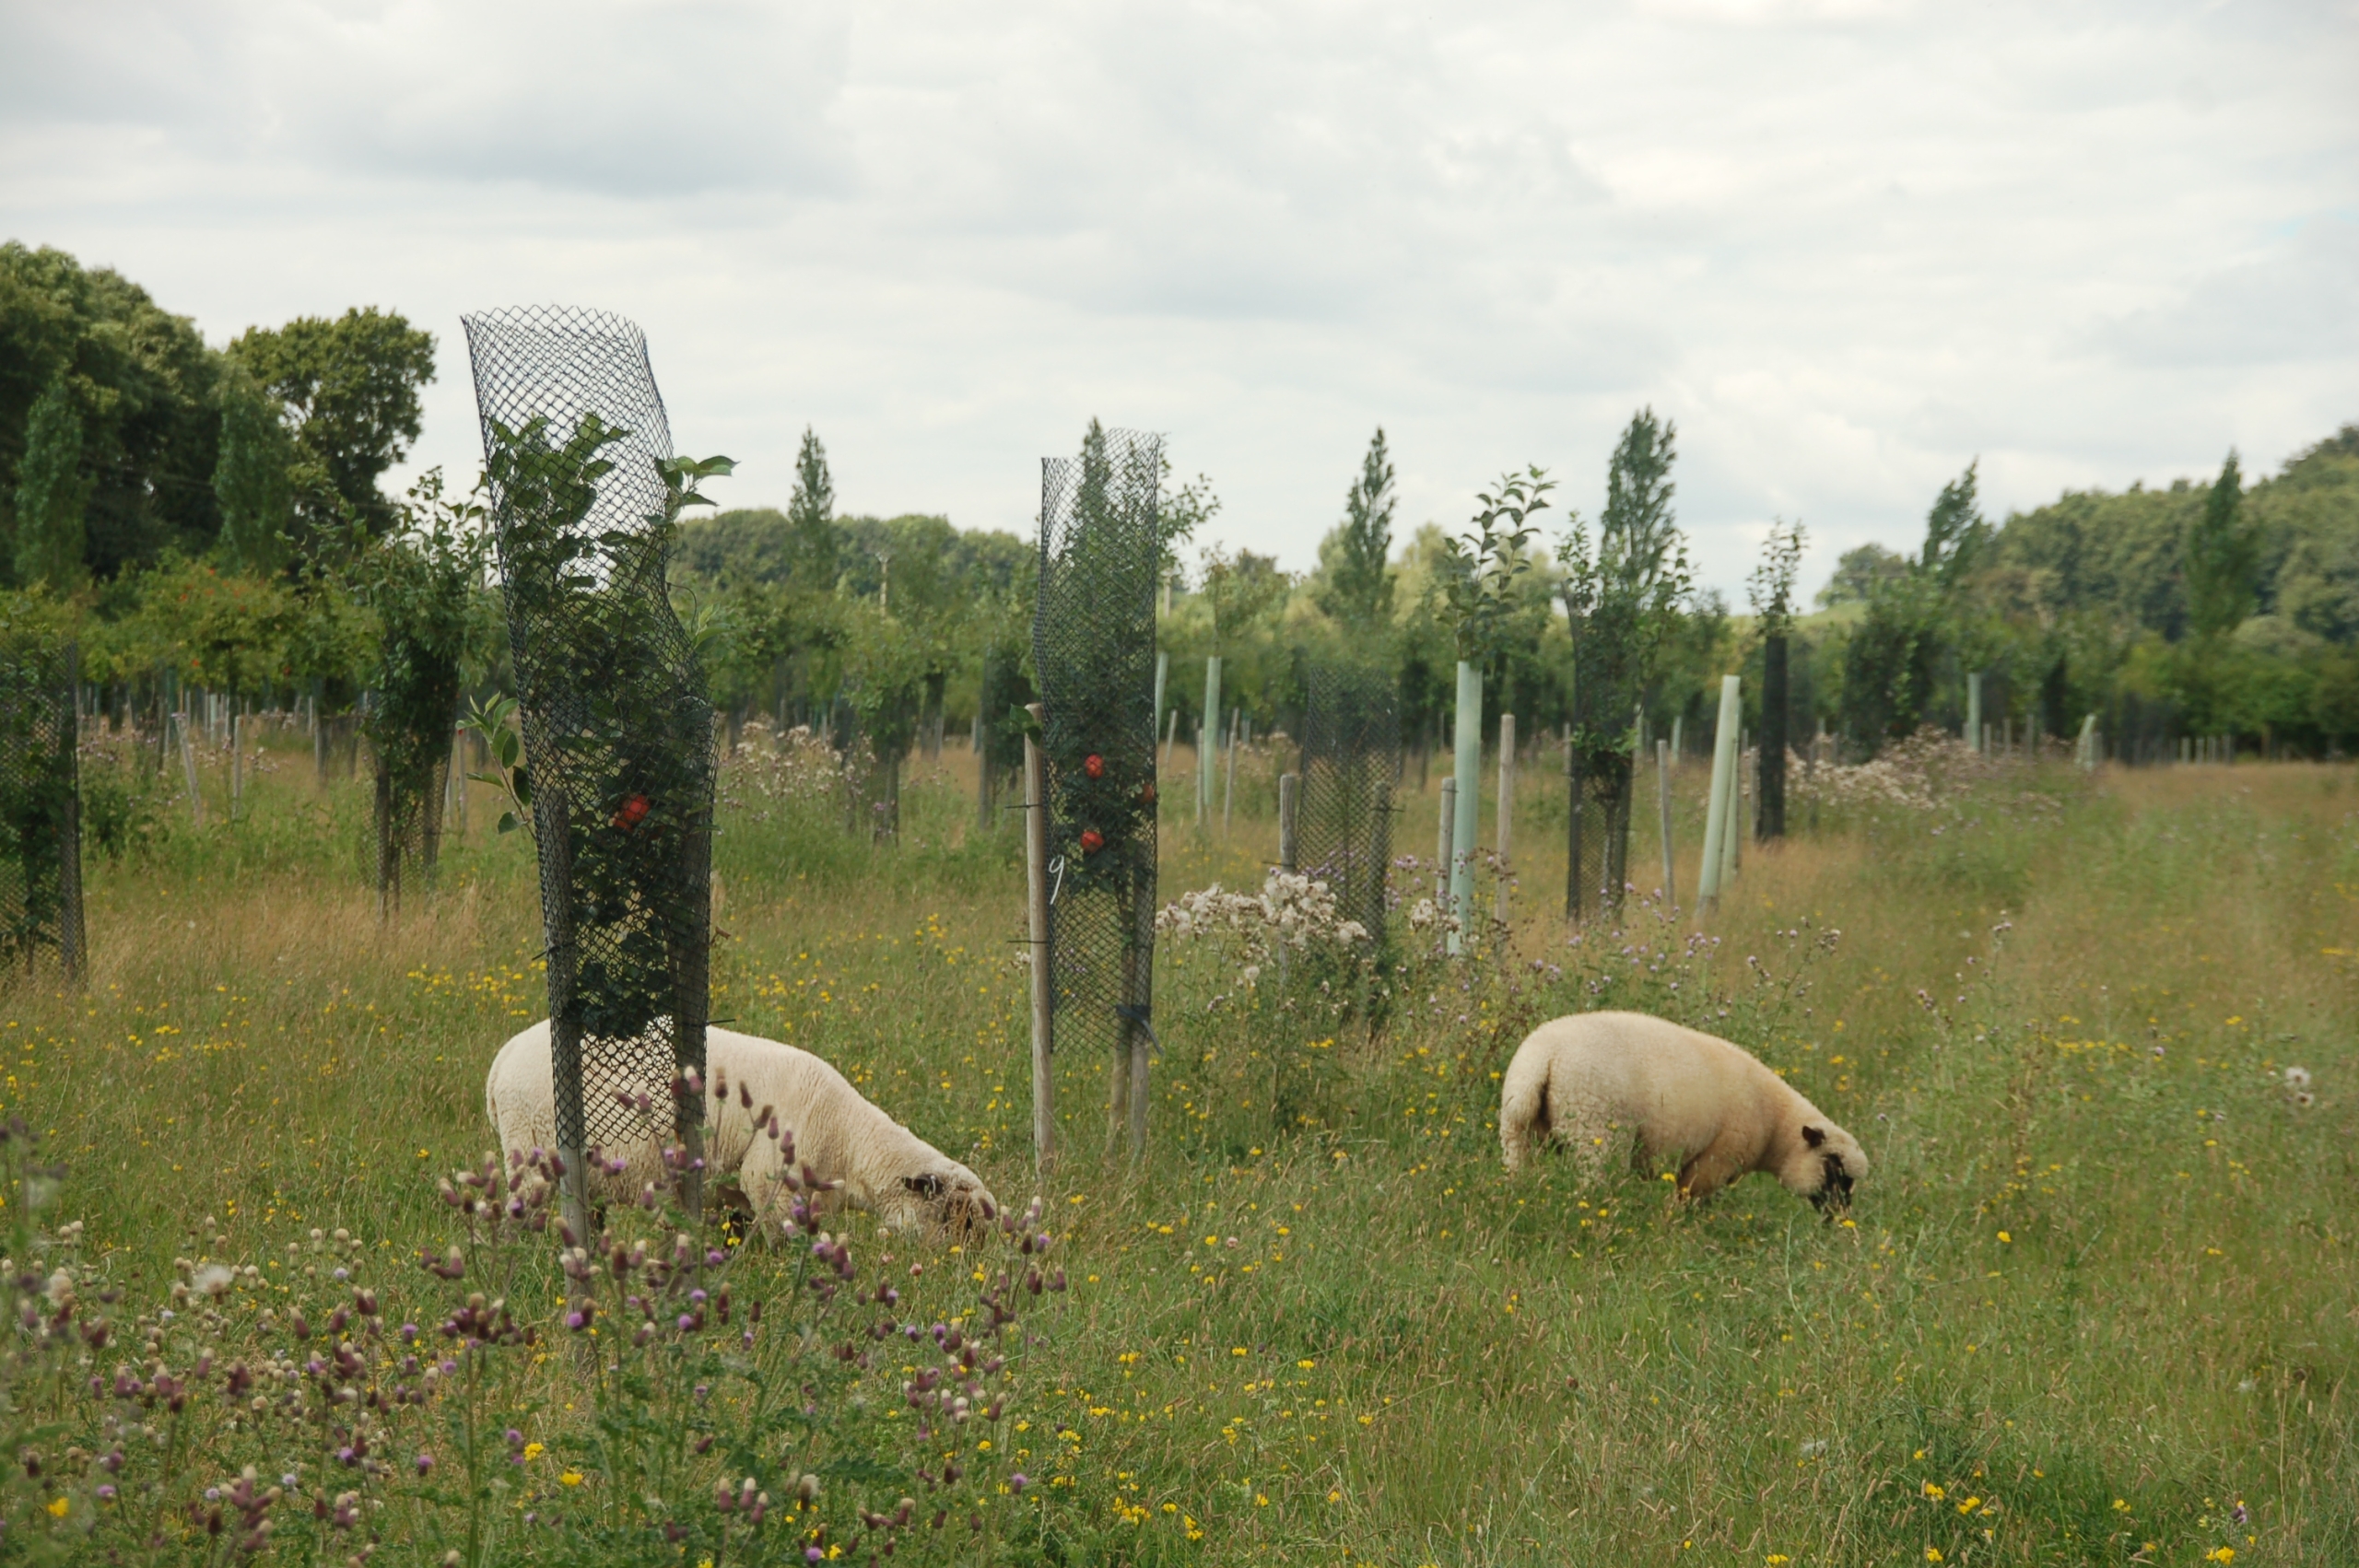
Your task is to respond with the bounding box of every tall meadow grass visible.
[0,726,2348,1562]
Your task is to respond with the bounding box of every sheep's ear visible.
[902,1173,945,1199]
[1802,1125,1827,1149]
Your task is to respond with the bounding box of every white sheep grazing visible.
[1498,1010,1868,1212]
[485,1021,998,1237]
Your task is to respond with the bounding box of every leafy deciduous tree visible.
[1840,462,1988,748]
[1,242,222,578]
[212,367,294,577]
[228,307,435,536]
[353,468,493,906]
[1814,544,1908,608]
[1440,467,1552,667]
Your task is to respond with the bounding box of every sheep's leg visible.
[1675,1135,1748,1202]
[1563,1107,1618,1188]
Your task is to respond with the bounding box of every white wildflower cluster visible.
[2283,1064,2315,1110]
[1156,870,1370,972]
[721,721,845,810]
[1402,896,1460,935]
[1790,728,2063,815]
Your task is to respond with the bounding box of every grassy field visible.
[2,725,2353,1565]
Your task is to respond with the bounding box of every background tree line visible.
[8,238,2358,813]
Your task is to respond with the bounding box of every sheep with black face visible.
[1499,1011,1867,1213]
[486,1022,998,1238]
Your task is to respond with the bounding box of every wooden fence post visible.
[1024,707,1056,1171]
[1657,738,1674,902]
[1277,772,1298,987]
[1222,708,1239,837]
[1437,778,1456,940]
[1494,713,1516,925]
[178,713,204,826]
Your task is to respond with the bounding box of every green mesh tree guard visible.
[1033,428,1161,1065]
[462,307,715,1177]
[0,631,82,985]
[1297,658,1398,943]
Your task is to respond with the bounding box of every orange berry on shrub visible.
[612,794,651,830]
[1080,829,1104,853]
[1085,754,1105,778]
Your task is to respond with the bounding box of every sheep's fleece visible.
[1498,1010,1867,1210]
[485,1022,997,1235]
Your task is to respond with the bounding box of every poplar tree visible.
[1317,427,1396,622]
[12,379,88,591]
[2185,451,2255,640]
[1748,520,1806,841]
[786,426,838,590]
[1559,408,1690,911]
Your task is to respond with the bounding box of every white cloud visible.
[3,0,2353,598]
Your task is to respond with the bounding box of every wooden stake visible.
[1566,738,1586,923]
[1222,707,1239,837]
[1657,738,1674,901]
[1194,721,1208,824]
[1494,712,1516,925]
[1200,655,1222,821]
[1278,772,1298,873]
[1024,708,1056,1170]
[178,714,204,825]
[1437,778,1457,925]
[1277,772,1298,987]
[977,702,993,829]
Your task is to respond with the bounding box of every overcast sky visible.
[5,0,2355,599]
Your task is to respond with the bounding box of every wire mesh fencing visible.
[463,306,715,1170]
[1296,659,1398,943]
[1033,428,1162,1075]
[0,631,82,985]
